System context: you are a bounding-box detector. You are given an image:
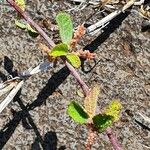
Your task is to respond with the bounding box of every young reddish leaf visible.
[93,114,113,133]
[70,24,86,48]
[67,101,89,124]
[103,100,122,122]
[15,0,25,11]
[84,84,100,118]
[49,43,68,57]
[15,20,26,29]
[56,12,73,44]
[77,49,96,60]
[66,53,81,68]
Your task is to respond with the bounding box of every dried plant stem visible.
[0,81,24,113]
[87,10,120,34]
[0,61,53,113]
[0,82,17,97]
[6,0,122,149]
[70,0,99,5]
[87,0,136,34]
[70,0,145,6]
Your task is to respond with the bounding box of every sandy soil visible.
[0,0,150,150]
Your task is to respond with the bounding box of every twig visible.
[70,0,85,3]
[70,0,100,5]
[141,144,150,149]
[0,77,20,90]
[134,0,145,5]
[0,61,53,91]
[126,110,150,130]
[6,0,122,149]
[86,10,120,34]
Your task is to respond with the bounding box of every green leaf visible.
[15,21,39,37]
[15,20,26,29]
[26,24,39,37]
[26,24,38,33]
[103,100,122,122]
[15,0,25,11]
[66,53,81,68]
[93,114,113,133]
[49,43,68,57]
[56,12,73,44]
[67,101,89,124]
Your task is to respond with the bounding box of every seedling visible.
[5,0,123,149]
[42,12,95,68]
[67,84,122,130]
[47,12,81,68]
[67,84,122,148]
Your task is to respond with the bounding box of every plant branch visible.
[6,0,89,95]
[6,0,122,149]
[106,127,122,150]
[65,61,89,96]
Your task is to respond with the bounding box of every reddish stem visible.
[6,0,122,150]
[106,127,122,150]
[65,61,89,96]
[85,124,97,150]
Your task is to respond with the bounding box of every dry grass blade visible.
[84,84,100,118]
[0,80,24,113]
[0,82,17,97]
[87,0,136,34]
[29,61,53,75]
[134,0,145,5]
[20,61,53,77]
[87,10,120,34]
[122,0,136,12]
[99,0,113,8]
[137,113,150,124]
